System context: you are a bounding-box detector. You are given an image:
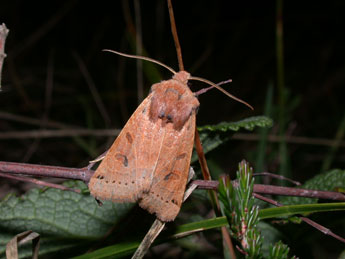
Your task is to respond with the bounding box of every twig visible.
[23,50,55,162]
[233,133,345,147]
[134,0,144,103]
[0,161,93,183]
[254,193,345,243]
[9,0,78,58]
[0,172,80,193]
[1,161,344,202]
[132,168,196,259]
[72,52,111,127]
[3,127,345,148]
[0,129,121,139]
[167,0,184,71]
[253,172,301,186]
[0,111,77,129]
[193,179,345,201]
[194,129,235,258]
[0,23,9,90]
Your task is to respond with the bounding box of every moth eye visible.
[166,114,173,121]
[159,111,165,118]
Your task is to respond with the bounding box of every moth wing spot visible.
[176,153,187,160]
[164,173,171,181]
[115,153,129,167]
[171,199,178,205]
[126,132,133,144]
[164,171,180,181]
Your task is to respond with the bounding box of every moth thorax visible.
[173,71,190,85]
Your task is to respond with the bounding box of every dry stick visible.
[134,0,144,103]
[254,193,345,244]
[73,52,111,127]
[0,111,78,129]
[194,129,237,258]
[0,23,9,90]
[23,51,55,162]
[193,180,345,201]
[3,127,345,148]
[233,133,345,148]
[167,0,184,71]
[0,161,93,183]
[0,172,80,193]
[132,169,197,259]
[1,161,345,202]
[9,0,78,58]
[253,172,301,186]
[0,128,121,139]
[168,0,236,255]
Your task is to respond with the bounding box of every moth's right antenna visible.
[103,49,177,75]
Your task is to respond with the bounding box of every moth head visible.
[172,71,190,85]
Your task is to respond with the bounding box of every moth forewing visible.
[89,71,199,222]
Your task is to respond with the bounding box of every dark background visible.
[1,0,345,258]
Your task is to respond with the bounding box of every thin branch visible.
[0,129,121,139]
[233,133,345,147]
[2,125,345,148]
[0,161,93,183]
[23,50,55,162]
[193,180,345,201]
[167,0,184,71]
[0,172,80,193]
[254,193,345,244]
[9,0,78,58]
[0,161,344,202]
[0,111,77,129]
[0,23,9,90]
[134,0,144,103]
[72,52,111,127]
[253,172,301,186]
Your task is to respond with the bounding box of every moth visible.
[89,50,252,222]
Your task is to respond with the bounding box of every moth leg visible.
[187,166,195,183]
[89,150,108,164]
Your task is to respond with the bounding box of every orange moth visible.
[88,50,252,222]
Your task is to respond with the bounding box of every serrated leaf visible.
[0,181,133,258]
[198,116,273,132]
[191,116,273,163]
[280,169,345,205]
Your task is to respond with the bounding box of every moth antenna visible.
[194,79,232,96]
[103,49,177,75]
[190,76,254,110]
